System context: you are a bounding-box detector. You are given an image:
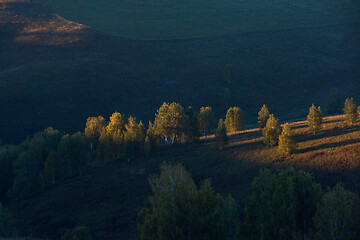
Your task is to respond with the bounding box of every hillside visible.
[7,114,360,239]
[1,0,360,143]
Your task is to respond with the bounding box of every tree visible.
[84,116,106,151]
[262,114,281,147]
[0,203,17,237]
[198,106,215,140]
[154,102,188,144]
[223,64,235,84]
[357,106,360,121]
[314,184,360,240]
[184,106,199,142]
[125,116,145,160]
[257,104,270,129]
[106,112,126,135]
[344,98,357,124]
[61,225,92,240]
[325,88,342,115]
[307,104,323,133]
[239,168,322,240]
[138,163,237,240]
[215,119,228,150]
[278,123,297,156]
[225,107,244,133]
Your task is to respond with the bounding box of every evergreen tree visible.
[0,203,17,237]
[344,97,357,124]
[278,123,297,156]
[184,106,199,142]
[257,104,270,129]
[198,106,215,140]
[223,64,235,84]
[239,168,322,240]
[325,87,342,115]
[225,107,244,133]
[314,184,360,240]
[105,112,126,135]
[154,102,188,144]
[307,104,323,133]
[61,225,92,240]
[84,116,106,151]
[215,119,228,150]
[138,164,237,240]
[262,114,281,147]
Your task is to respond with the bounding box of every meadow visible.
[39,0,360,39]
[7,115,360,239]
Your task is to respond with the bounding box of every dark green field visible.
[39,0,360,39]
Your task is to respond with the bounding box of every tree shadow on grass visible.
[297,137,360,154]
[295,124,360,142]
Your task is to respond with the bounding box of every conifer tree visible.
[215,119,228,150]
[262,114,281,147]
[184,106,199,142]
[278,123,297,156]
[198,106,215,140]
[344,97,357,124]
[225,107,244,133]
[257,104,270,129]
[307,104,323,133]
[106,112,126,135]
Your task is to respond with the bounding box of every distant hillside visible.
[8,114,360,239]
[1,0,359,146]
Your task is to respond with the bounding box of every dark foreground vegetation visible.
[1,97,360,239]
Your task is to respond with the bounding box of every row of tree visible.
[138,164,360,240]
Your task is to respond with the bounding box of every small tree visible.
[257,104,270,129]
[223,64,235,84]
[61,225,92,240]
[84,116,106,151]
[262,114,281,147]
[325,87,342,115]
[198,106,215,140]
[307,104,323,133]
[225,107,244,133]
[278,123,297,156]
[215,119,228,150]
[344,97,357,124]
[314,184,360,240]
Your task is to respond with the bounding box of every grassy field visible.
[39,0,360,39]
[8,115,360,239]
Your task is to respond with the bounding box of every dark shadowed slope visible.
[1,0,360,143]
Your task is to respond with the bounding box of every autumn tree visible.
[314,184,360,240]
[278,123,297,156]
[262,114,281,147]
[325,87,342,115]
[154,102,188,144]
[125,116,145,160]
[307,104,323,133]
[84,116,106,151]
[344,97,357,124]
[239,168,322,240]
[215,119,228,150]
[198,106,215,140]
[138,163,237,240]
[225,107,244,133]
[257,104,270,129]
